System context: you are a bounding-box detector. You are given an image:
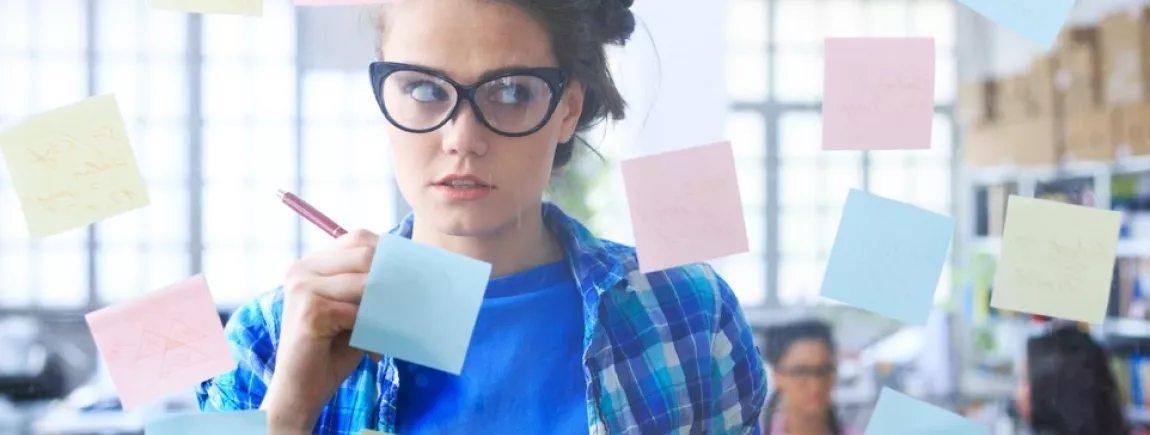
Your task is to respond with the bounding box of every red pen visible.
[276,189,348,238]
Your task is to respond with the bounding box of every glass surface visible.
[0,57,32,117]
[822,0,864,38]
[96,249,143,304]
[817,210,841,257]
[864,0,910,37]
[779,160,820,208]
[36,58,87,110]
[0,0,30,52]
[779,208,821,258]
[728,46,769,102]
[713,252,767,307]
[822,158,863,201]
[912,0,956,51]
[34,0,86,53]
[728,0,768,46]
[35,249,88,308]
[203,184,248,246]
[773,49,823,102]
[779,111,821,158]
[728,110,767,160]
[0,249,33,306]
[778,257,826,305]
[775,0,821,48]
[737,161,767,209]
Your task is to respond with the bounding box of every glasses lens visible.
[380,70,458,131]
[474,75,554,134]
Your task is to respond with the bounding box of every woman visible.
[762,320,858,435]
[1014,325,1128,435]
[195,0,767,433]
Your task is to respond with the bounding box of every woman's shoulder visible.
[594,238,738,312]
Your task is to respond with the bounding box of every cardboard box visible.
[998,75,1031,123]
[1063,108,1118,162]
[1012,117,1059,166]
[1116,102,1150,156]
[1056,27,1104,115]
[957,80,998,127]
[963,118,1059,167]
[1024,56,1059,117]
[1100,8,1150,104]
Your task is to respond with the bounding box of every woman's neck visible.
[410,204,564,277]
[783,408,829,435]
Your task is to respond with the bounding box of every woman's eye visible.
[489,84,532,105]
[404,81,448,103]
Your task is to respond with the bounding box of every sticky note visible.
[145,410,267,435]
[955,0,1075,50]
[991,196,1120,324]
[0,94,150,239]
[622,141,749,273]
[865,387,988,435]
[822,37,935,151]
[820,189,954,325]
[147,0,263,16]
[85,274,234,409]
[350,235,492,375]
[361,431,397,435]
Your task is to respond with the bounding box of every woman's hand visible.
[261,229,379,432]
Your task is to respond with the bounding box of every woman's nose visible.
[440,103,489,157]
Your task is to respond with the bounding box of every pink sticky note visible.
[822,37,935,150]
[622,141,749,273]
[294,0,394,5]
[85,274,233,409]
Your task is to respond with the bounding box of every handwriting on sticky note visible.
[991,196,1120,324]
[822,37,935,151]
[622,141,750,273]
[819,189,954,326]
[865,387,989,435]
[955,0,1074,50]
[0,94,150,239]
[85,275,234,410]
[147,0,263,16]
[146,410,267,435]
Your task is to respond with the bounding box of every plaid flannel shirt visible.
[197,202,768,434]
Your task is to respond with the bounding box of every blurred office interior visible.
[2,0,1150,433]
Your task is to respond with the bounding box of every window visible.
[771,0,957,306]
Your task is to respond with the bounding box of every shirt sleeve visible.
[196,289,281,411]
[708,273,769,434]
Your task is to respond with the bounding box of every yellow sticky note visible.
[360,430,396,435]
[991,195,1120,323]
[147,0,263,16]
[0,94,150,239]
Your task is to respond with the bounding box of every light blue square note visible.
[956,0,1075,50]
[350,234,492,375]
[145,410,267,435]
[865,388,988,435]
[820,189,954,325]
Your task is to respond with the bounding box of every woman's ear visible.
[558,81,585,143]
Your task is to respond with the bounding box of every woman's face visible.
[772,339,836,417]
[379,0,584,237]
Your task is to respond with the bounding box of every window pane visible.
[928,114,954,157]
[144,62,190,121]
[95,0,140,56]
[744,207,767,254]
[822,0,864,38]
[97,249,143,304]
[0,249,33,307]
[144,251,190,294]
[713,253,766,307]
[822,158,863,202]
[203,185,247,247]
[34,0,86,53]
[0,0,30,52]
[202,125,250,184]
[140,123,191,183]
[728,47,768,102]
[144,184,191,246]
[912,0,956,51]
[303,124,354,183]
[818,210,841,256]
[35,250,88,308]
[779,112,821,158]
[865,1,909,37]
[727,111,766,160]
[203,248,249,306]
[36,58,87,109]
[869,161,910,202]
[773,49,823,102]
[253,64,295,120]
[775,0,821,48]
[202,62,252,119]
[0,57,32,117]
[142,5,187,57]
[728,0,767,46]
[779,160,820,208]
[778,258,824,305]
[779,208,820,258]
[935,54,956,105]
[736,162,766,208]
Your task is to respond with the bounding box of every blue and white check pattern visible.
[197,202,768,434]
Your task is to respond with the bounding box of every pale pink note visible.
[822,37,936,150]
[85,274,233,410]
[622,141,749,273]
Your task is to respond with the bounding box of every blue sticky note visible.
[955,0,1075,50]
[145,410,267,435]
[350,234,492,375]
[820,189,954,325]
[865,388,988,435]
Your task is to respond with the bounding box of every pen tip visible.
[275,189,286,199]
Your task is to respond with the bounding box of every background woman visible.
[196,0,768,433]
[763,320,859,435]
[1014,325,1128,435]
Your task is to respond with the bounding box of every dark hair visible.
[762,320,843,435]
[377,0,636,170]
[1026,326,1128,435]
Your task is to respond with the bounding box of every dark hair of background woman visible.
[762,319,842,435]
[1026,325,1128,435]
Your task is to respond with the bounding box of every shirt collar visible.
[388,202,626,309]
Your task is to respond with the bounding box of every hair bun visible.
[597,0,636,46]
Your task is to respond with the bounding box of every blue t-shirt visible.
[395,260,586,434]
